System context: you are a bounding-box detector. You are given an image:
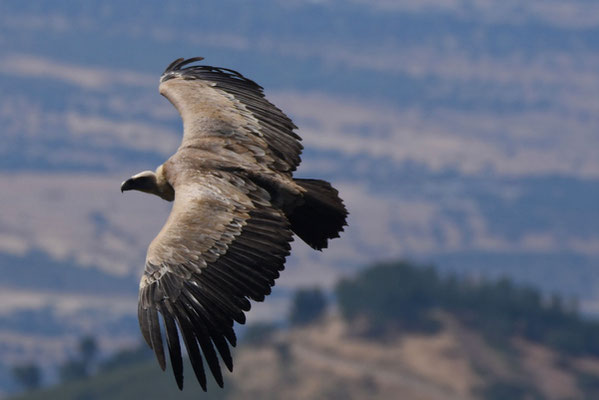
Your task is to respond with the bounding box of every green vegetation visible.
[59,336,100,383]
[12,335,103,391]
[577,372,599,400]
[336,262,441,336]
[289,287,327,326]
[336,260,599,356]
[478,381,543,400]
[11,364,41,391]
[242,322,278,346]
[97,345,153,373]
[11,357,228,400]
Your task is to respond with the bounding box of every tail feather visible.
[288,179,348,250]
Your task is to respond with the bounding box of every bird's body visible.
[121,57,347,390]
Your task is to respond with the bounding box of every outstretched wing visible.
[159,57,303,174]
[138,171,292,390]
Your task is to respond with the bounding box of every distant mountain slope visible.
[11,315,599,400]
[10,261,599,400]
[10,358,228,400]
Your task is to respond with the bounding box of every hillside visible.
[9,357,227,400]
[232,314,599,400]
[12,314,599,400]
[11,261,599,400]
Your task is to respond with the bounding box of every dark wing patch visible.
[160,57,303,173]
[138,176,292,391]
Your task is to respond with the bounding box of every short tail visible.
[288,178,348,250]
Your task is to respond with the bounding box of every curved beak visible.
[120,178,134,193]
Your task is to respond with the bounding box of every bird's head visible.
[121,169,175,201]
[121,170,157,194]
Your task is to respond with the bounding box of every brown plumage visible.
[121,57,348,391]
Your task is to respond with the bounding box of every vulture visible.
[120,57,348,390]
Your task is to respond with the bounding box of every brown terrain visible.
[228,314,599,400]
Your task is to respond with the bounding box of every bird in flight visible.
[121,57,348,390]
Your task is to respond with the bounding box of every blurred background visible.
[1,1,598,399]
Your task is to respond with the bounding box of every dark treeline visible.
[336,260,599,356]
